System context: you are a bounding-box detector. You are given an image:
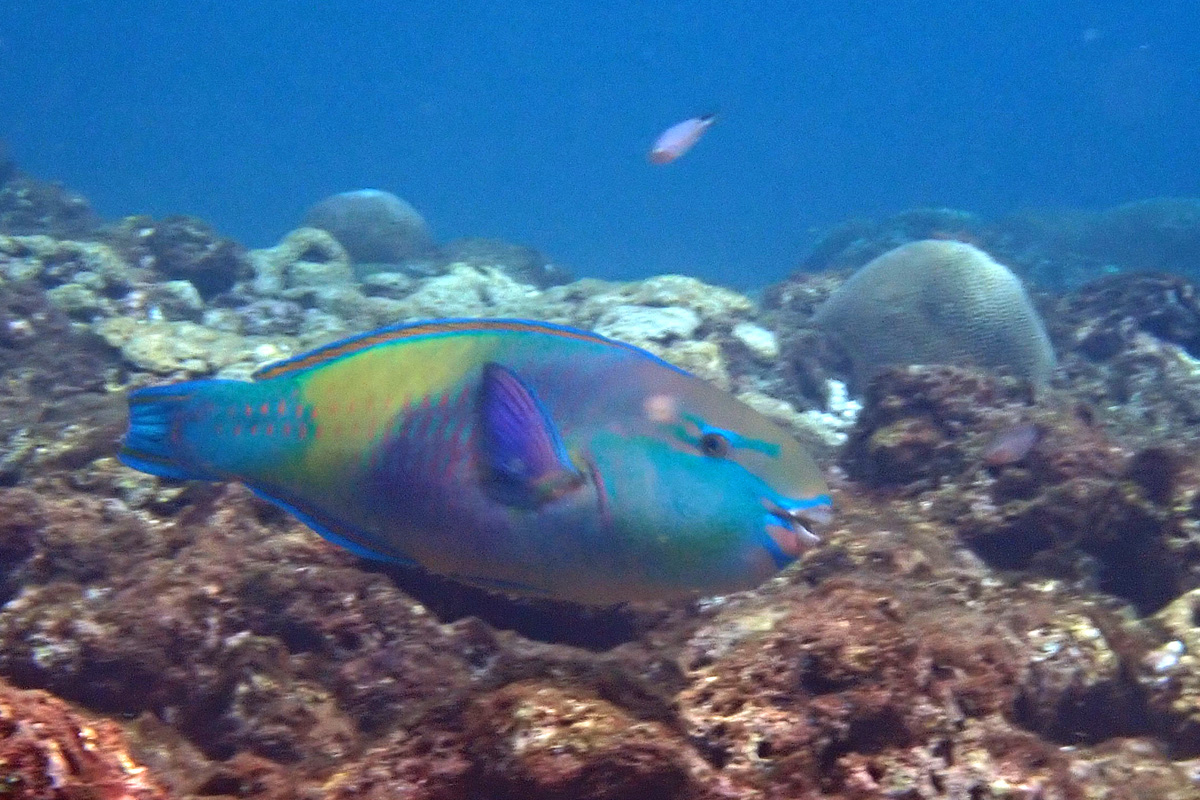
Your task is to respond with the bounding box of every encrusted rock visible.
[107,215,251,298]
[45,282,104,319]
[390,264,543,319]
[730,321,778,362]
[0,677,168,799]
[577,275,754,328]
[249,227,353,296]
[0,234,136,291]
[0,175,97,237]
[236,299,306,337]
[593,304,701,345]
[659,340,731,390]
[440,236,571,288]
[144,280,205,321]
[360,271,417,300]
[1143,588,1200,752]
[1013,610,1146,743]
[466,682,704,800]
[95,317,267,376]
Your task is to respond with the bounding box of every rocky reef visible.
[5,172,1200,798]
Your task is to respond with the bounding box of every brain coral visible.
[303,189,434,264]
[813,239,1055,389]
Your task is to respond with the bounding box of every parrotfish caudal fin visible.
[119,381,224,481]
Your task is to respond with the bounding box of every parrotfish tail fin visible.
[119,381,224,481]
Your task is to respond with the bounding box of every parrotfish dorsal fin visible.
[478,362,584,508]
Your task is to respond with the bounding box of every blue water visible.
[2,2,1197,283]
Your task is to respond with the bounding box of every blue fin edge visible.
[245,484,418,568]
[251,317,692,381]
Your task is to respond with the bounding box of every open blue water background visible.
[2,1,1197,283]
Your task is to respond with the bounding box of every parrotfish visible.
[648,114,717,164]
[119,318,831,604]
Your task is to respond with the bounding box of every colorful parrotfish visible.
[119,318,832,604]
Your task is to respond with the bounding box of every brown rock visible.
[0,677,168,799]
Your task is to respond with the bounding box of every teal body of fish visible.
[120,318,832,604]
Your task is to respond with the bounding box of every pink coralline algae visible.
[0,677,168,800]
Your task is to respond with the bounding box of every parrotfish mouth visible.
[763,500,832,560]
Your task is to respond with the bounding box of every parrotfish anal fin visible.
[447,572,553,597]
[478,362,584,509]
[245,483,418,567]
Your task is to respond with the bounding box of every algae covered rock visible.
[578,274,754,326]
[0,678,169,799]
[814,240,1056,389]
[249,227,353,296]
[303,189,434,265]
[593,304,701,345]
[0,234,137,291]
[45,282,105,319]
[441,236,571,287]
[467,682,703,800]
[730,321,779,362]
[676,579,1072,798]
[106,215,251,298]
[95,318,276,376]
[0,174,97,237]
[390,263,543,319]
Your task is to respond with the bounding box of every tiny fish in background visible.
[648,114,717,164]
[983,422,1041,467]
[119,318,831,605]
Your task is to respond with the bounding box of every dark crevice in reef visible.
[373,562,651,651]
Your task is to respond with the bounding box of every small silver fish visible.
[648,114,716,164]
[983,423,1040,467]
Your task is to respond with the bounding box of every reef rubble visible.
[4,185,1200,798]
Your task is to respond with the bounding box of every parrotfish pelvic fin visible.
[478,362,584,509]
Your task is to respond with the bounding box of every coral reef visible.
[837,363,1190,613]
[302,189,435,265]
[5,180,1200,799]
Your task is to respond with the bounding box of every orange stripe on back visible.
[250,318,657,382]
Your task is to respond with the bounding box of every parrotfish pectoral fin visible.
[478,362,584,508]
[119,381,230,480]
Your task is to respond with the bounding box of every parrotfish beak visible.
[762,499,832,565]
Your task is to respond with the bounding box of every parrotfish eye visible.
[698,431,731,458]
